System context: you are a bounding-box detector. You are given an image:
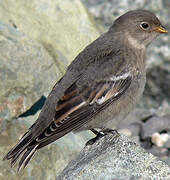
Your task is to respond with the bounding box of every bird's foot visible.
[86,128,119,146]
[100,128,119,135]
[86,131,104,146]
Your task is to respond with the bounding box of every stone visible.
[118,123,141,137]
[0,22,59,120]
[117,108,151,128]
[164,137,170,148]
[0,0,99,69]
[141,115,170,139]
[151,132,170,147]
[147,145,169,158]
[57,134,170,180]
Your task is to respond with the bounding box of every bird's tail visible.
[3,131,39,171]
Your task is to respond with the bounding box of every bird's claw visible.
[86,128,119,146]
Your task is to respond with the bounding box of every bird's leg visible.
[86,128,119,146]
[90,129,99,135]
[86,129,104,146]
[101,128,119,135]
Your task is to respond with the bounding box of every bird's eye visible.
[140,22,150,30]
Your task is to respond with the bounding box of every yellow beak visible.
[154,26,168,33]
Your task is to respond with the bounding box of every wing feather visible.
[35,75,132,147]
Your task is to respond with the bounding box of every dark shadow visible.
[18,96,46,117]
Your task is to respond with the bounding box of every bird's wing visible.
[35,72,132,148]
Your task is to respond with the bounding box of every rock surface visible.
[0,22,59,120]
[0,0,99,69]
[141,115,170,139]
[57,134,170,180]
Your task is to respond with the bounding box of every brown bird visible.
[3,10,168,171]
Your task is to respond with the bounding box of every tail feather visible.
[3,132,32,160]
[3,131,39,171]
[18,144,38,172]
[21,148,36,170]
[11,148,26,168]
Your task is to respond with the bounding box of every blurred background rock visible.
[0,0,169,179]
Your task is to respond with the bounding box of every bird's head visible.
[109,10,168,48]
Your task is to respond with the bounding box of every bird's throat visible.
[125,32,145,50]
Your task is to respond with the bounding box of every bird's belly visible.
[81,74,146,130]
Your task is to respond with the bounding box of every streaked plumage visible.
[3,10,167,171]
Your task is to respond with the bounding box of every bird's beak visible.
[154,25,168,33]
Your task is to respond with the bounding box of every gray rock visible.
[0,0,100,70]
[164,138,170,148]
[147,145,169,158]
[117,108,153,137]
[0,22,59,120]
[164,158,170,167]
[117,108,151,128]
[81,0,169,30]
[57,134,170,180]
[141,115,170,139]
[119,123,142,138]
